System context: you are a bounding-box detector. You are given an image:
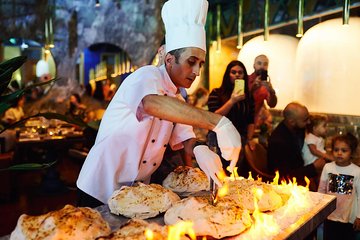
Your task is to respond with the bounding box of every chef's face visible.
[165,47,206,88]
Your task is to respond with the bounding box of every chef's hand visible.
[193,145,224,186]
[213,116,241,171]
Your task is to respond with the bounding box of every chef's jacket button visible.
[142,160,147,164]
[164,144,167,147]
[151,139,155,143]
[153,163,157,166]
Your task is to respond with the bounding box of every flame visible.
[236,172,313,239]
[248,171,254,181]
[241,187,280,239]
[145,228,153,240]
[251,201,280,239]
[270,171,280,185]
[210,170,313,239]
[217,170,227,182]
[227,166,240,179]
[168,221,196,240]
[217,183,228,198]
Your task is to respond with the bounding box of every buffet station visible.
[5,167,336,240]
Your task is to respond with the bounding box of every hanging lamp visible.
[343,0,350,25]
[237,0,244,49]
[296,0,304,37]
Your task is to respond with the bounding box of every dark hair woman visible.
[207,60,255,176]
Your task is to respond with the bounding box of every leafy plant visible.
[0,56,27,109]
[0,56,91,171]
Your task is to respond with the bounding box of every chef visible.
[76,0,241,207]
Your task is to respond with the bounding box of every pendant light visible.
[237,0,244,49]
[264,0,269,41]
[343,0,350,25]
[296,0,304,37]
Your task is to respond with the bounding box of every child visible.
[318,133,360,240]
[302,114,334,165]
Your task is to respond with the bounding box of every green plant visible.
[0,56,91,170]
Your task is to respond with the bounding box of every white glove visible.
[213,116,241,171]
[193,145,223,186]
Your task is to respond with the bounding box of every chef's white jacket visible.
[76,65,195,203]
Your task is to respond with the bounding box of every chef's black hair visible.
[167,48,186,64]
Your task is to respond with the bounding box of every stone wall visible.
[53,0,165,82]
[1,0,165,112]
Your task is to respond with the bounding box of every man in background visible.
[248,54,277,131]
[267,102,325,186]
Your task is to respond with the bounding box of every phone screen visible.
[260,70,268,81]
[233,79,245,95]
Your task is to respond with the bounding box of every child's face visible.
[333,140,352,166]
[313,121,327,138]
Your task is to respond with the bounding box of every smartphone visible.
[260,70,268,81]
[233,79,245,95]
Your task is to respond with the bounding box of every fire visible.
[167,221,196,240]
[251,189,280,239]
[217,183,228,198]
[145,228,153,240]
[235,171,313,239]
[162,171,315,239]
[273,177,312,222]
[227,166,240,179]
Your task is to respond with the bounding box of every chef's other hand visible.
[213,116,241,171]
[193,145,224,186]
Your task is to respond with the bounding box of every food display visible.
[217,178,285,212]
[164,196,252,239]
[8,175,336,240]
[9,205,111,240]
[108,183,180,219]
[97,219,169,240]
[162,166,209,194]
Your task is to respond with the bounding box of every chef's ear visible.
[165,53,175,67]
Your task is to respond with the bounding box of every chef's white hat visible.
[161,0,209,53]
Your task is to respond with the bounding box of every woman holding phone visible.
[207,60,255,175]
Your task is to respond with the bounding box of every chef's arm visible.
[182,138,197,167]
[143,95,221,130]
[143,95,241,168]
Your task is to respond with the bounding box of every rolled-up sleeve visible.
[169,123,195,150]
